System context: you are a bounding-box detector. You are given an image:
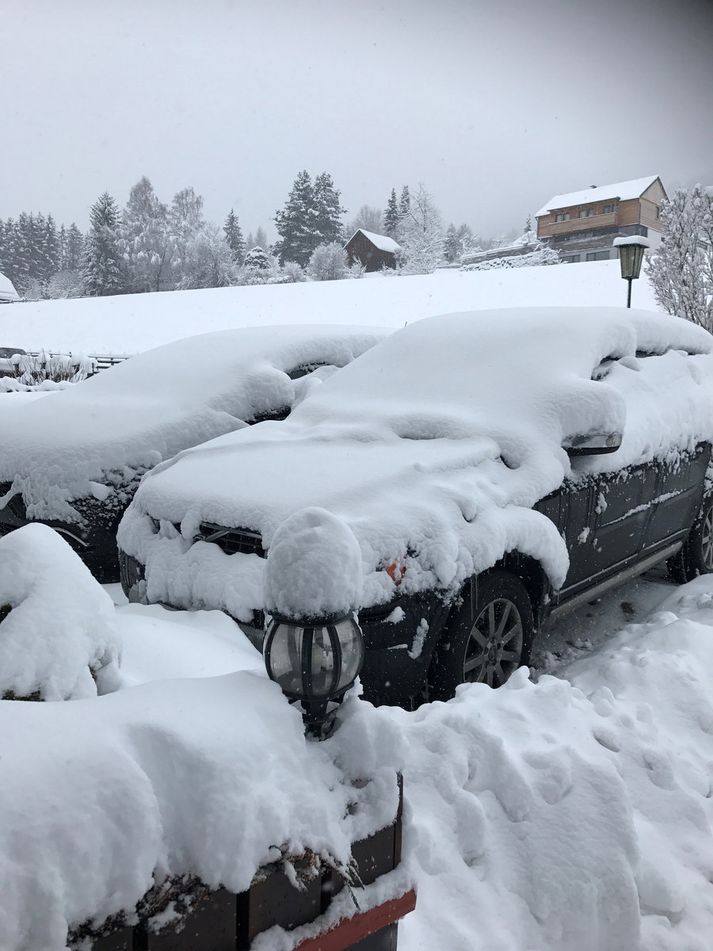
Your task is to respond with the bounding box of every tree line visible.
[0,171,513,299]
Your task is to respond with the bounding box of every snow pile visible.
[0,670,399,950]
[0,525,120,700]
[0,260,661,355]
[0,325,382,522]
[329,576,713,951]
[265,507,364,619]
[119,306,713,623]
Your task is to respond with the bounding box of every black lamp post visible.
[613,235,651,308]
[263,612,365,737]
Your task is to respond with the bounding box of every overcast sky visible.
[1,0,712,238]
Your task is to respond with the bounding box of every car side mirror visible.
[564,431,622,456]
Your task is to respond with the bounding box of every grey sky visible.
[1,0,712,238]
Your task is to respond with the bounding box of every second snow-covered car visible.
[117,307,713,705]
[0,325,384,580]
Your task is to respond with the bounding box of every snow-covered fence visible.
[70,779,413,951]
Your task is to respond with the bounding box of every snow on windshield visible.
[119,307,713,621]
[0,325,383,522]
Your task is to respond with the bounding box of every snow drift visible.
[0,524,120,700]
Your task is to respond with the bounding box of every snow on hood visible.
[0,325,384,522]
[118,307,713,620]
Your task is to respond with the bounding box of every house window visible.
[578,209,587,218]
[555,213,566,222]
[586,251,609,261]
[603,204,615,214]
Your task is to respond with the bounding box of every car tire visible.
[669,495,713,583]
[427,570,534,701]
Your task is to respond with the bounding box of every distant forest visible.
[0,172,515,299]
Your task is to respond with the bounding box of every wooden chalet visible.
[535,175,667,263]
[345,229,401,272]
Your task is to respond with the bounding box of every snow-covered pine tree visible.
[384,188,399,237]
[83,191,125,297]
[65,224,84,272]
[223,209,246,264]
[274,171,320,266]
[245,232,254,251]
[120,177,174,293]
[648,185,713,331]
[57,225,68,272]
[313,172,346,246]
[443,224,461,263]
[399,185,411,218]
[239,245,274,284]
[40,215,59,283]
[255,226,269,250]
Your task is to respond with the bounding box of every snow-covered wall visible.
[0,261,660,357]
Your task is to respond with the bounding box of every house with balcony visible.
[535,175,667,263]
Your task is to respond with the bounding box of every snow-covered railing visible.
[70,777,414,951]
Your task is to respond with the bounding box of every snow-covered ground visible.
[4,519,713,950]
[0,259,659,355]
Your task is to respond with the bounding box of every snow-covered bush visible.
[278,260,307,283]
[237,246,275,285]
[461,246,560,271]
[0,524,121,700]
[647,184,713,331]
[307,242,349,281]
[11,350,96,385]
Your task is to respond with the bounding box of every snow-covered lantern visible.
[263,613,365,735]
[262,507,366,735]
[613,235,651,307]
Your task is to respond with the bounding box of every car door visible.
[556,477,598,598]
[643,443,711,551]
[585,462,658,578]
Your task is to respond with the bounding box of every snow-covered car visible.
[117,307,713,705]
[0,325,384,580]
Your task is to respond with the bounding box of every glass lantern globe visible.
[263,613,365,729]
[617,241,646,280]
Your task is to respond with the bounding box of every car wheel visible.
[428,570,534,701]
[671,495,713,582]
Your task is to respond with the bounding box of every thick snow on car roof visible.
[0,324,384,522]
[120,307,713,621]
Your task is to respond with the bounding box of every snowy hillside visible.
[0,260,660,356]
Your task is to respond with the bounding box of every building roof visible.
[535,175,660,218]
[347,229,401,254]
[0,271,19,303]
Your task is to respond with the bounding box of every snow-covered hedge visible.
[0,524,120,700]
[461,246,560,271]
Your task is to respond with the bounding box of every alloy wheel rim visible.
[463,597,523,687]
[703,508,713,571]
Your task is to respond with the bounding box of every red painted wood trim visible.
[291,889,416,951]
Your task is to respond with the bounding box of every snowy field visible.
[0,259,659,356]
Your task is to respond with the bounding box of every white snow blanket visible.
[119,306,713,622]
[0,260,660,355]
[5,576,713,948]
[0,525,120,699]
[0,325,382,523]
